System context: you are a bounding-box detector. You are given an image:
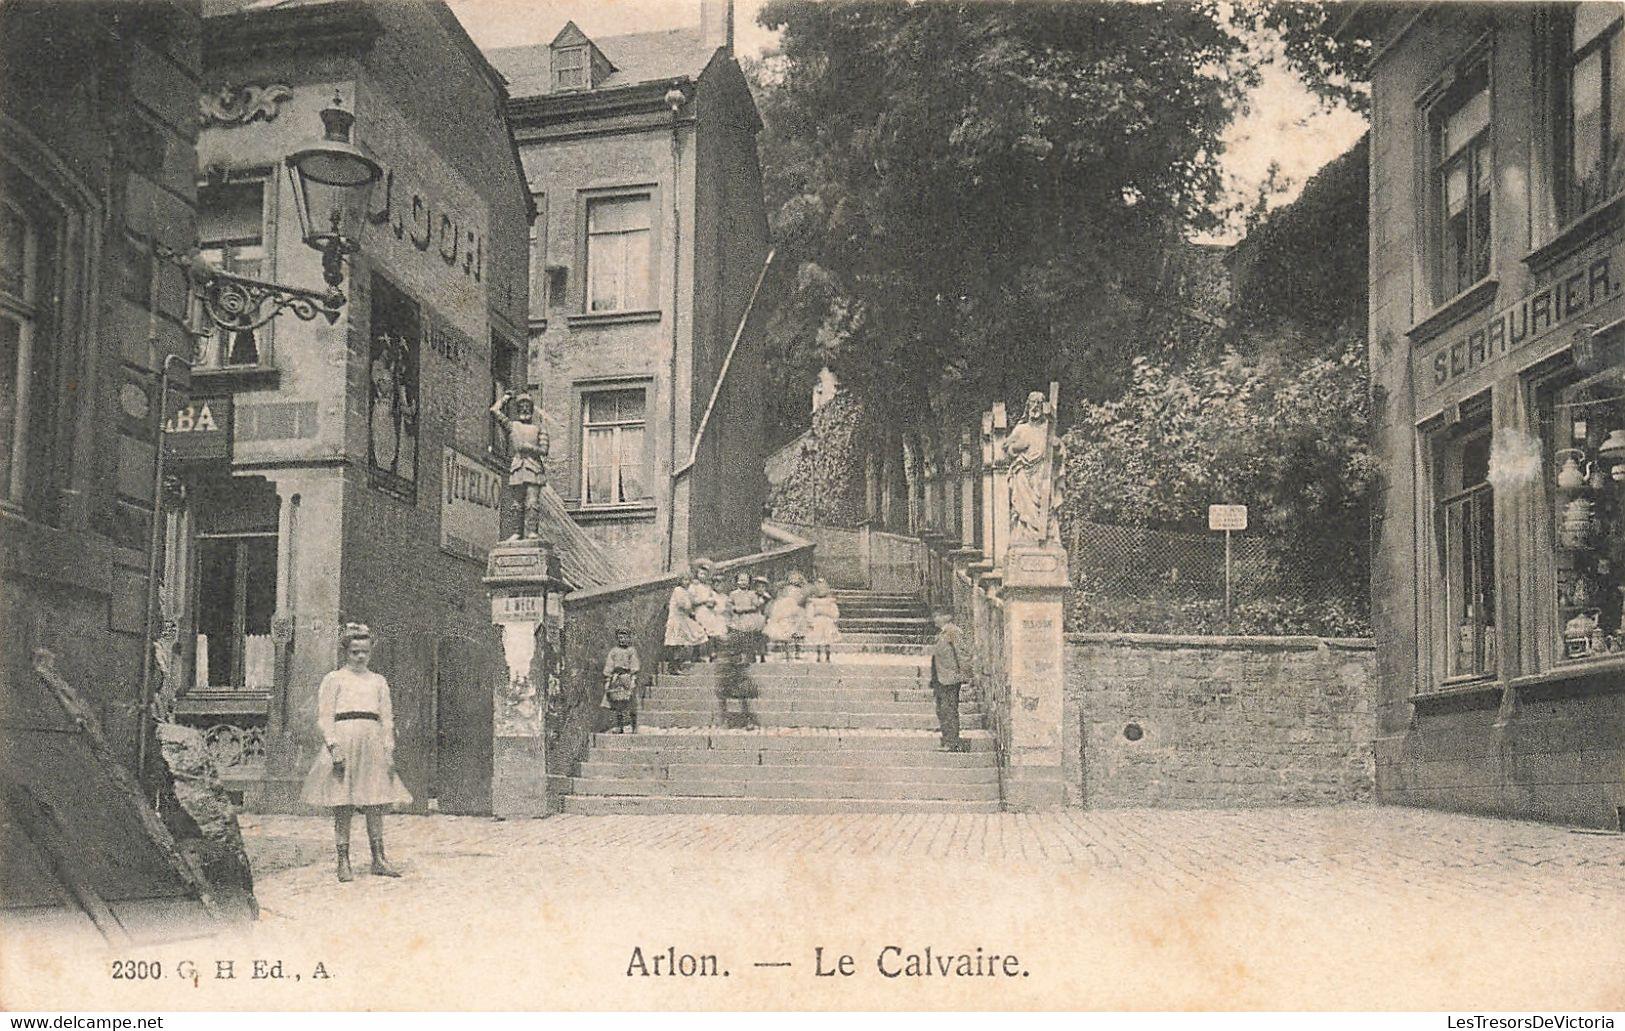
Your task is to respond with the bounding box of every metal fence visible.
[1065,519,1371,637]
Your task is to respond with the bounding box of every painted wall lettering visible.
[368,167,485,282]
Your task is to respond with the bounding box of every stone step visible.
[569,777,1001,802]
[647,686,979,705]
[560,796,1001,815]
[832,588,923,598]
[580,742,994,766]
[577,759,997,781]
[834,633,933,645]
[663,666,931,685]
[637,710,986,730]
[588,731,994,753]
[839,616,935,628]
[640,699,982,718]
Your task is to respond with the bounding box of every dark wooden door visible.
[435,637,492,815]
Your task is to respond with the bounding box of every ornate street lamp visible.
[160,95,382,337]
[284,97,383,297]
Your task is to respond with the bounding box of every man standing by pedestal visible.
[930,606,971,752]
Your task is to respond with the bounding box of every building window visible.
[1563,4,1625,220]
[1536,355,1625,662]
[581,387,648,506]
[198,174,272,369]
[528,192,548,323]
[1429,407,1496,681]
[490,333,520,460]
[189,478,279,693]
[0,174,60,517]
[585,194,653,313]
[554,46,587,90]
[1427,58,1492,302]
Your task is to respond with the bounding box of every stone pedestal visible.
[999,545,1068,811]
[484,538,567,818]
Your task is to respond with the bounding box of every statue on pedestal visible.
[489,391,550,540]
[1003,389,1063,548]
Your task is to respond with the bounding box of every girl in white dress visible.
[299,624,412,882]
[662,572,707,673]
[803,578,842,662]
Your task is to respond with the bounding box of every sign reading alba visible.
[442,446,501,563]
[163,397,232,461]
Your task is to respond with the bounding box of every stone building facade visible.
[487,0,773,576]
[163,0,532,814]
[1359,3,1625,829]
[0,1,205,767]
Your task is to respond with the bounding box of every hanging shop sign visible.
[163,396,233,462]
[1418,241,1625,399]
[441,446,502,563]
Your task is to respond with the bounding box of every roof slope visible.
[487,26,716,99]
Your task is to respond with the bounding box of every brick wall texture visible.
[1064,634,1376,808]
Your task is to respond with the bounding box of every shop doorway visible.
[434,637,492,814]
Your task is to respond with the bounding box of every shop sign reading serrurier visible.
[441,446,502,563]
[1419,241,1625,398]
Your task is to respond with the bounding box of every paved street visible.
[8,804,1620,1011]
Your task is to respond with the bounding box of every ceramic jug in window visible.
[1556,449,1589,491]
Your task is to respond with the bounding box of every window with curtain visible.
[1429,60,1492,302]
[581,387,648,506]
[585,195,653,313]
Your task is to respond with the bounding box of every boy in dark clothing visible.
[929,607,971,752]
[601,628,641,733]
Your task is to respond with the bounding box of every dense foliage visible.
[752,0,1259,437]
[765,391,871,527]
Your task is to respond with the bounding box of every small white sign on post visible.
[1208,504,1248,532]
[492,590,544,624]
[1208,504,1248,622]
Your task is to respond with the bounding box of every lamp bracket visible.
[156,245,346,335]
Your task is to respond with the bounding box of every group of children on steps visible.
[662,563,841,670]
[598,564,844,734]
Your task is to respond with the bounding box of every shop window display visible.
[1541,357,1625,660]
[1431,411,1496,680]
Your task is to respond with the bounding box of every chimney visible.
[701,0,733,54]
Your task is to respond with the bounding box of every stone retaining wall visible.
[1064,633,1376,808]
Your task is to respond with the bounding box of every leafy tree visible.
[1234,1,1376,114]
[753,0,1260,428]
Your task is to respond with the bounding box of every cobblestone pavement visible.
[7,805,1622,1011]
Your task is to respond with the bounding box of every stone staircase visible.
[560,590,1000,814]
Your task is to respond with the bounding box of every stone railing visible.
[547,525,816,802]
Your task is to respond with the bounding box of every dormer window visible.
[554,46,587,90]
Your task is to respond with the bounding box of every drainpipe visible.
[663,87,685,571]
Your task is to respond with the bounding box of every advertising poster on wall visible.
[368,274,421,502]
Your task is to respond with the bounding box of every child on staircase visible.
[600,627,641,734]
[803,578,841,662]
[727,571,766,662]
[689,563,728,662]
[764,571,809,660]
[662,571,706,674]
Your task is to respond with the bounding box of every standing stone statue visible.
[1003,389,1063,547]
[489,390,550,540]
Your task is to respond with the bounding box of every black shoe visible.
[369,843,402,878]
[336,845,353,883]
